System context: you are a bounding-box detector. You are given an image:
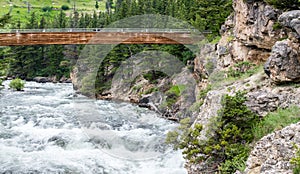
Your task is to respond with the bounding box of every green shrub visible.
[291,144,300,174]
[167,91,259,173]
[0,79,3,90]
[209,71,226,83]
[144,87,158,95]
[205,60,215,75]
[165,85,186,107]
[210,36,221,44]
[227,61,256,78]
[61,5,70,11]
[166,117,191,150]
[143,71,167,84]
[9,78,25,91]
[273,22,282,30]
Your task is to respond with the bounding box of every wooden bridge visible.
[0,28,205,46]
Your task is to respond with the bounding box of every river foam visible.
[0,81,186,174]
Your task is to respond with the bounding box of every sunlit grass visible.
[0,0,106,28]
[252,105,300,141]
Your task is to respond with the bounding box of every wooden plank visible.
[0,32,200,46]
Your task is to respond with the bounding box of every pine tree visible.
[95,0,99,9]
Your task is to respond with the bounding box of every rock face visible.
[194,44,218,80]
[279,10,300,37]
[188,70,300,173]
[264,11,300,83]
[245,122,300,174]
[218,0,282,68]
[264,40,300,83]
[232,0,281,49]
[187,2,300,174]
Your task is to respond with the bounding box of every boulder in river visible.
[33,77,49,83]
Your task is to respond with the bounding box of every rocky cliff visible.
[188,0,300,173]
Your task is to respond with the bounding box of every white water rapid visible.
[0,81,187,174]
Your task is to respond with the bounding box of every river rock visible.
[59,76,72,83]
[245,122,300,174]
[48,136,69,148]
[33,77,49,83]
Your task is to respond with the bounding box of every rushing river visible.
[0,81,186,174]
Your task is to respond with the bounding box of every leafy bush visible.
[61,5,70,11]
[143,71,167,84]
[9,78,25,91]
[165,85,186,107]
[291,144,300,174]
[0,79,3,90]
[166,118,192,150]
[144,87,159,95]
[273,22,283,30]
[205,60,215,75]
[167,91,259,173]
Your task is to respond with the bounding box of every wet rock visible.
[33,77,49,83]
[48,136,69,148]
[59,76,72,83]
[138,92,164,112]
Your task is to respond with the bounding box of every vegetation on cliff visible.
[264,0,300,10]
[167,91,259,173]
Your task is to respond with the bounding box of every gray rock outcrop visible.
[218,0,283,68]
[245,122,300,174]
[264,10,300,83]
[264,40,300,83]
[279,10,300,37]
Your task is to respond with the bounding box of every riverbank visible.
[0,76,72,83]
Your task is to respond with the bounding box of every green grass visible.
[252,105,300,141]
[167,85,186,96]
[0,0,106,28]
[210,65,264,90]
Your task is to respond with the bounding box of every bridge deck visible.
[0,28,204,46]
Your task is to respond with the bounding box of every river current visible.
[0,81,186,174]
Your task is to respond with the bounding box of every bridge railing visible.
[0,28,211,34]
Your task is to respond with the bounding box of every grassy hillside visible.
[0,0,106,28]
